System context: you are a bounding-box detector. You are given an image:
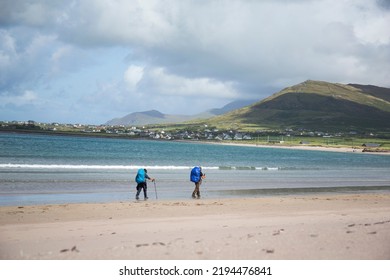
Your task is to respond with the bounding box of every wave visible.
[219,166,273,170]
[0,163,286,171]
[0,164,192,170]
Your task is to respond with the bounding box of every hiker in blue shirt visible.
[190,166,205,199]
[135,168,155,200]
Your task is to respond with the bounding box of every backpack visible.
[135,168,145,184]
[190,166,201,183]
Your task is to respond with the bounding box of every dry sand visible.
[1,194,389,260]
[206,141,390,155]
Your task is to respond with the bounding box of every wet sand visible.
[0,194,389,260]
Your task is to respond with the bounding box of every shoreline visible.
[2,185,390,208]
[1,193,389,260]
[200,140,390,155]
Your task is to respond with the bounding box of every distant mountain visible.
[207,80,390,131]
[348,84,390,102]
[105,100,256,126]
[208,100,258,115]
[105,110,191,126]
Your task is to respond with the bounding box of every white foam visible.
[0,164,280,171]
[0,164,192,170]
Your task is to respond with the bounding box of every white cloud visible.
[84,66,240,117]
[0,29,58,91]
[0,90,39,106]
[1,0,390,123]
[145,67,239,99]
[124,65,144,91]
[51,46,70,61]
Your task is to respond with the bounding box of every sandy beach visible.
[1,194,389,260]
[203,141,390,155]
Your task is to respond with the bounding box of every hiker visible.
[135,168,155,200]
[190,166,205,199]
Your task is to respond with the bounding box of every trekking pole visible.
[154,180,158,200]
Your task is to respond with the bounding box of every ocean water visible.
[1,132,390,206]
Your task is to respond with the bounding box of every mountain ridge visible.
[205,80,390,131]
[106,80,390,132]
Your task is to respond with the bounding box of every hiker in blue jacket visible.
[190,166,205,199]
[135,168,155,200]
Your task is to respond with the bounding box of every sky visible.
[1,0,390,124]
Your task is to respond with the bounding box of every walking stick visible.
[154,180,158,200]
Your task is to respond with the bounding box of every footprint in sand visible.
[8,210,24,215]
[60,246,79,253]
[374,220,390,225]
[263,249,274,254]
[136,243,149,248]
[272,229,284,236]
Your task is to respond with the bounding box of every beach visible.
[1,193,389,260]
[205,141,390,155]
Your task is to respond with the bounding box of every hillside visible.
[206,80,390,131]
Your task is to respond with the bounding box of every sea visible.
[1,132,390,206]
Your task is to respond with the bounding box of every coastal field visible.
[1,194,389,260]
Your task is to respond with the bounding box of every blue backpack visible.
[190,166,201,183]
[135,168,145,184]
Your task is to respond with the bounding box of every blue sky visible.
[1,0,390,124]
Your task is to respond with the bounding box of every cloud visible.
[144,67,239,99]
[0,0,67,27]
[124,65,144,91]
[0,90,39,106]
[1,0,390,123]
[0,28,58,93]
[83,66,240,117]
[377,0,390,9]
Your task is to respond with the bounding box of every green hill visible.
[206,80,390,132]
